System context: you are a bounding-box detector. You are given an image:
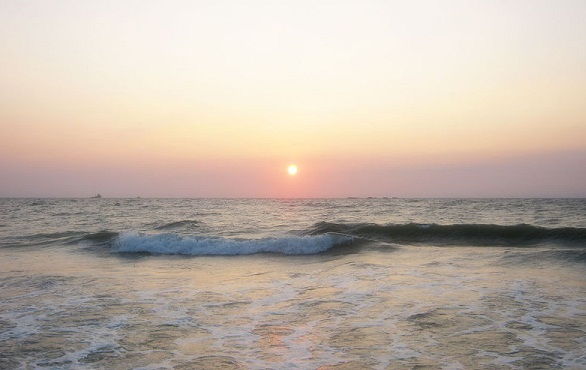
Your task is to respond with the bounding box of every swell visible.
[0,230,118,248]
[78,231,119,244]
[154,220,201,230]
[309,222,586,246]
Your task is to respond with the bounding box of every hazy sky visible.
[1,0,585,197]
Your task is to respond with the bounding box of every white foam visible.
[114,232,352,256]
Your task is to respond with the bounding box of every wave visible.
[309,222,586,246]
[113,232,353,256]
[0,230,116,249]
[0,231,88,248]
[79,231,119,244]
[6,222,584,255]
[154,220,201,230]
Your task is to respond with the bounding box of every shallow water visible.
[1,198,585,369]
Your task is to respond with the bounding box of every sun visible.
[287,164,298,176]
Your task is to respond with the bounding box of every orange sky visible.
[1,0,585,197]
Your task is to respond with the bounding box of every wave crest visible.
[114,232,353,256]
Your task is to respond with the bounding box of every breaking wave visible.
[114,232,353,256]
[310,222,586,246]
[6,222,585,257]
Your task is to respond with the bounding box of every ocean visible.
[0,198,585,369]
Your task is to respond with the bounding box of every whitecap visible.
[114,232,352,256]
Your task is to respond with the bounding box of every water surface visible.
[1,198,585,368]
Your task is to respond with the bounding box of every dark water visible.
[1,198,585,368]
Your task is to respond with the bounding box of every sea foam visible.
[114,232,352,256]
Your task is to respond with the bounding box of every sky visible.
[1,0,585,197]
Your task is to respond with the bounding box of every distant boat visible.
[90,194,102,199]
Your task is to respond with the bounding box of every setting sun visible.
[287,164,298,176]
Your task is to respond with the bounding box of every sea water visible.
[0,198,585,368]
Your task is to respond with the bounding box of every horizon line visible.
[1,196,585,200]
